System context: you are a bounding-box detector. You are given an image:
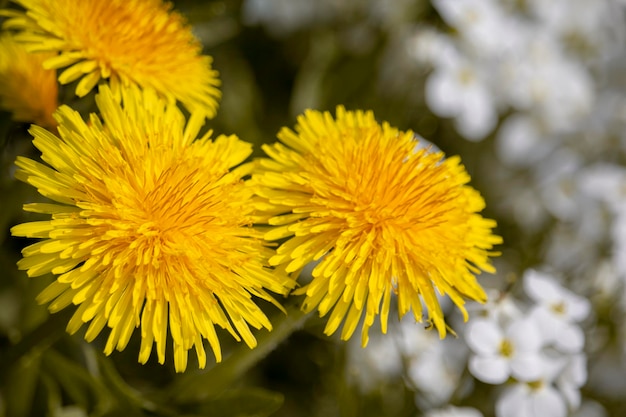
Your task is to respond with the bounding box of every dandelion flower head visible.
[253,106,502,346]
[0,31,57,128]
[11,85,293,372]
[2,0,220,117]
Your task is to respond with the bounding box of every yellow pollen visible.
[499,339,515,358]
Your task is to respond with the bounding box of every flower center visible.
[550,301,566,315]
[499,339,515,358]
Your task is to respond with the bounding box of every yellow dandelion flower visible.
[0,31,57,128]
[253,106,502,346]
[10,85,292,372]
[2,0,220,117]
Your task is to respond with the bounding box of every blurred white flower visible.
[433,0,514,55]
[242,0,340,35]
[425,48,497,140]
[555,353,587,410]
[495,114,554,167]
[466,289,523,326]
[407,28,455,66]
[345,323,404,392]
[536,149,583,221]
[579,163,626,210]
[397,319,468,408]
[496,379,567,417]
[527,0,623,63]
[524,270,591,353]
[425,405,484,417]
[466,317,545,384]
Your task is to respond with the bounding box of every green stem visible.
[167,302,310,403]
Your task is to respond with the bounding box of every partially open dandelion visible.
[253,106,502,346]
[11,85,292,372]
[2,0,220,117]
[0,31,57,129]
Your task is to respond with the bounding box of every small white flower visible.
[536,149,583,221]
[433,0,516,55]
[495,113,554,168]
[467,289,523,326]
[407,28,455,66]
[524,270,591,352]
[425,49,497,141]
[466,317,545,384]
[400,320,468,407]
[496,380,567,417]
[345,323,403,392]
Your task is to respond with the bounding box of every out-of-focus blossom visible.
[0,32,58,129]
[346,322,404,392]
[392,317,469,408]
[466,317,544,384]
[466,289,523,326]
[496,379,567,417]
[425,48,497,140]
[524,270,591,353]
[433,0,517,55]
[495,114,554,168]
[2,0,221,117]
[535,149,583,221]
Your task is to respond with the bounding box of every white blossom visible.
[524,270,591,353]
[496,380,567,417]
[424,48,497,140]
[466,317,545,384]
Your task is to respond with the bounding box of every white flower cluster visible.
[346,270,591,417]
[412,0,622,143]
[409,1,626,412]
[466,270,590,417]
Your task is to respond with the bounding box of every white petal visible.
[426,70,462,117]
[496,114,550,167]
[565,294,591,322]
[466,319,503,355]
[530,386,567,417]
[454,85,497,141]
[528,306,561,344]
[523,270,562,303]
[469,355,510,384]
[559,383,581,410]
[561,354,587,387]
[496,385,531,417]
[554,324,585,353]
[510,354,545,382]
[508,319,543,352]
